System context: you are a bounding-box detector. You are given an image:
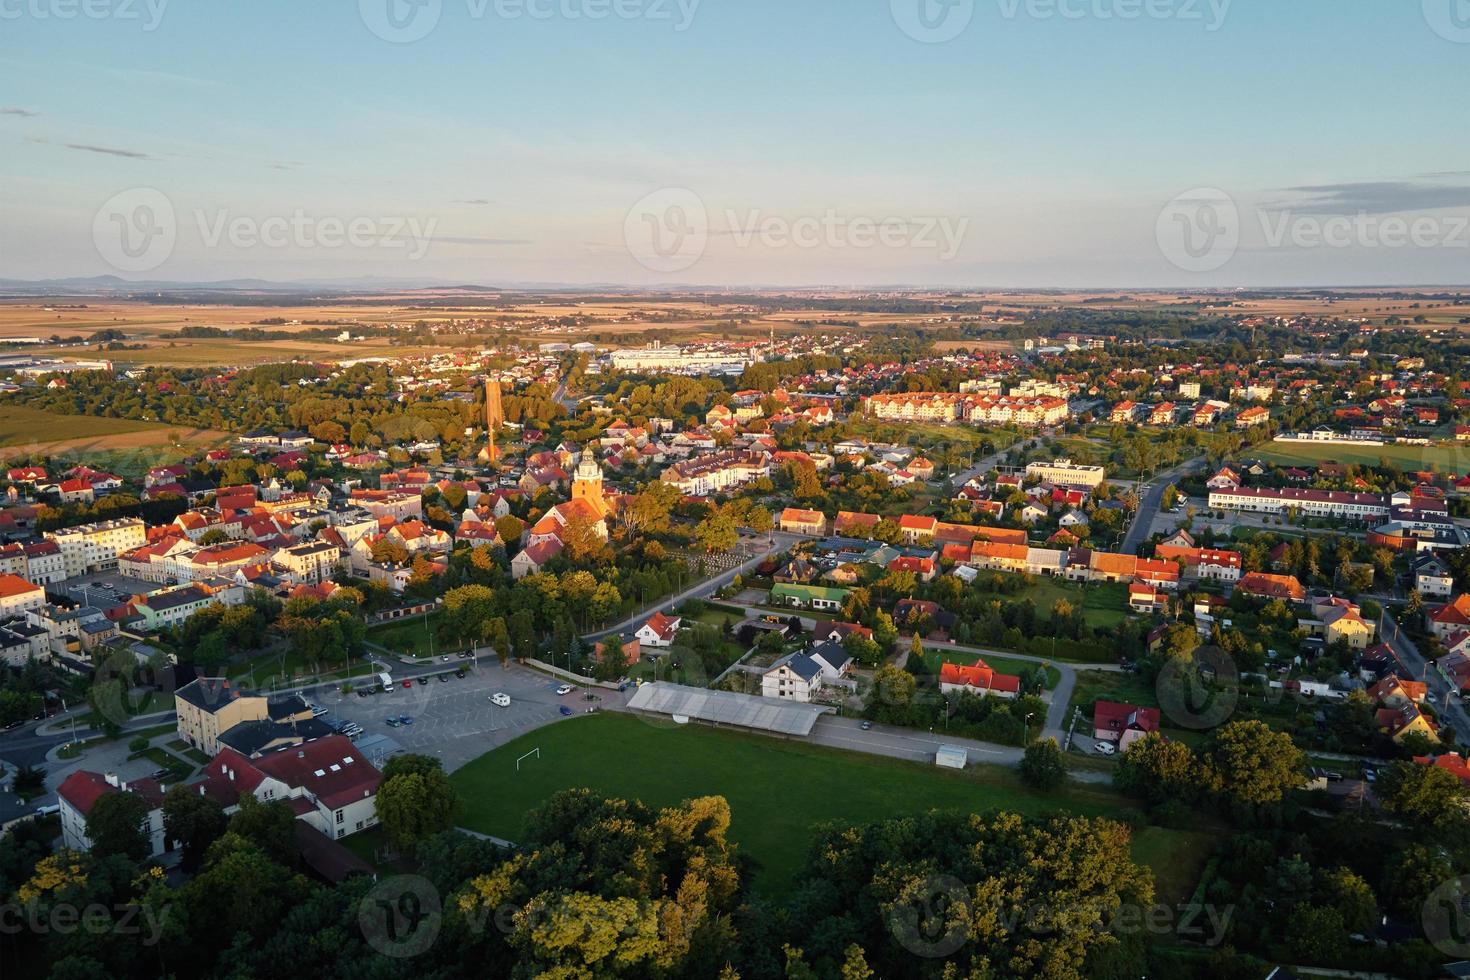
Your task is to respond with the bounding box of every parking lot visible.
[302,660,610,772]
[57,570,154,608]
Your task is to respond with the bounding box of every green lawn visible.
[367,612,452,658]
[977,578,1128,631]
[1255,440,1467,472]
[451,713,1207,901]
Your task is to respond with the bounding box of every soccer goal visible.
[515,747,540,772]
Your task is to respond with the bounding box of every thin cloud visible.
[1265,179,1470,215]
[27,137,152,160]
[0,107,37,117]
[454,199,493,205]
[266,161,303,170]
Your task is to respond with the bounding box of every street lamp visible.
[1024,712,1035,744]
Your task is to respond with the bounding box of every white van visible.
[378,671,394,691]
[34,803,60,817]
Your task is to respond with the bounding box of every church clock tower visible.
[571,448,608,519]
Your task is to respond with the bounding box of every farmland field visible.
[452,712,1210,902]
[0,405,166,447]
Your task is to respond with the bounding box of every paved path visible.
[583,532,803,640]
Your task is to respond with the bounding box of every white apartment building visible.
[1025,459,1108,489]
[47,518,147,578]
[1207,487,1390,521]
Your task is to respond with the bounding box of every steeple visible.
[572,447,608,518]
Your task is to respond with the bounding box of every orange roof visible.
[0,573,40,598]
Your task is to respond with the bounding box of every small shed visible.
[935,745,968,770]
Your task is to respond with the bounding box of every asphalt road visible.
[1379,612,1470,744]
[1120,456,1206,554]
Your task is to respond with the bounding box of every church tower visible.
[571,448,608,518]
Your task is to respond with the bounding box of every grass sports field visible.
[1256,440,1467,472]
[451,713,1211,902]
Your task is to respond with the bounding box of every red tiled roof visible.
[940,658,1020,694]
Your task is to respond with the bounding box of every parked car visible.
[437,673,450,683]
[490,693,511,707]
[860,721,873,731]
[440,655,450,663]
[559,705,574,716]
[398,715,413,725]
[1093,741,1117,756]
[357,690,372,698]
[386,718,401,728]
[402,679,413,688]
[555,684,573,696]
[455,669,467,679]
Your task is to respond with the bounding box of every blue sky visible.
[1,0,1467,286]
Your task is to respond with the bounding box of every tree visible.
[1203,720,1304,806]
[162,784,227,873]
[1019,738,1066,790]
[376,758,460,854]
[692,510,738,554]
[871,664,915,708]
[86,791,149,861]
[595,634,627,681]
[227,794,297,867]
[1318,866,1376,934]
[494,514,525,546]
[1377,760,1468,829]
[1115,733,1197,805]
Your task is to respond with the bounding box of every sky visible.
[1,0,1467,288]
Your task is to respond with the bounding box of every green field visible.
[1256,440,1468,473]
[451,713,1208,902]
[0,405,165,447]
[978,578,1128,632]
